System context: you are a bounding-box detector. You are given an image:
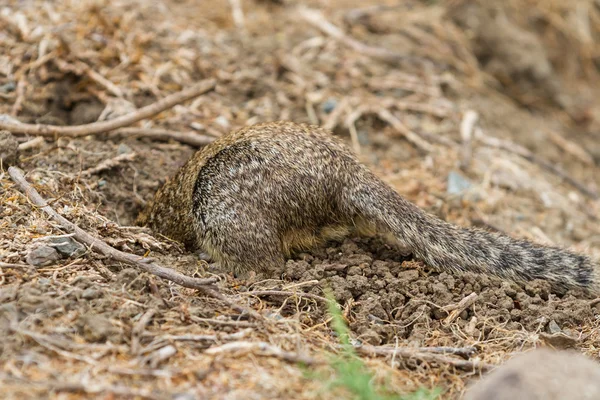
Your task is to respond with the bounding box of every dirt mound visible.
[277,236,597,347]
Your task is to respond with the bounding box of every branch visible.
[109,128,215,147]
[356,344,493,371]
[0,79,216,137]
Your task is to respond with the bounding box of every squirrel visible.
[137,121,600,295]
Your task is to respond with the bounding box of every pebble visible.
[48,236,86,258]
[447,170,472,195]
[321,98,337,114]
[117,143,133,154]
[26,245,61,267]
[547,319,561,334]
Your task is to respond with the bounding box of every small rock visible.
[0,130,19,167]
[447,170,472,195]
[48,237,86,258]
[547,319,561,334]
[321,98,337,114]
[117,143,133,154]
[0,114,22,124]
[398,269,420,282]
[539,331,578,349]
[81,288,102,300]
[26,245,61,267]
[0,81,16,93]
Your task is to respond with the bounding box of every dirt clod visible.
[25,245,61,267]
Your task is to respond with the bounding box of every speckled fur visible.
[137,121,600,294]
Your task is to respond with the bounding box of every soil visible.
[1,0,599,399]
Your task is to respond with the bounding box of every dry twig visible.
[443,292,478,324]
[205,341,318,365]
[377,109,434,152]
[356,344,493,371]
[17,136,45,151]
[244,290,328,304]
[0,79,216,137]
[109,127,215,147]
[547,130,594,165]
[79,152,137,177]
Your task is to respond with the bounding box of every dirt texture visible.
[1,0,600,399]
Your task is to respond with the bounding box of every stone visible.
[26,246,61,267]
[465,349,600,400]
[48,236,86,258]
[447,170,472,195]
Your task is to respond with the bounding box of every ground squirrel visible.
[137,121,600,294]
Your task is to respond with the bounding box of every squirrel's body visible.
[138,121,600,294]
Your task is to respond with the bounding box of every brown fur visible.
[137,121,600,294]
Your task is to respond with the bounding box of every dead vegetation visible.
[1,0,599,399]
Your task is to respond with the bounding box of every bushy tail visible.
[347,174,600,295]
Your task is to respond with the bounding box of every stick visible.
[8,166,262,319]
[228,0,246,32]
[110,128,215,147]
[17,136,45,151]
[547,130,594,166]
[54,59,125,98]
[243,290,329,304]
[443,292,478,324]
[0,79,216,137]
[377,109,434,152]
[298,8,410,64]
[205,341,318,365]
[356,343,493,371]
[80,152,137,177]
[477,133,598,199]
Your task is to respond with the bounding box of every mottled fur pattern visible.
[137,121,600,294]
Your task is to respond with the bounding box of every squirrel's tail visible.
[345,173,600,295]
